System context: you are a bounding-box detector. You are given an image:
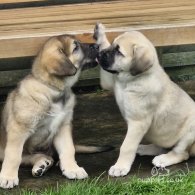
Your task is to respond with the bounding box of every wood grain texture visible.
[1,63,195,88]
[0,0,44,3]
[0,0,195,58]
[163,51,195,67]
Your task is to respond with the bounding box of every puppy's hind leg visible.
[137,144,166,156]
[152,125,195,167]
[22,154,54,177]
[94,23,115,90]
[152,150,189,168]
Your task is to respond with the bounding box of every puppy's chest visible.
[114,83,129,118]
[45,101,67,130]
[27,93,75,151]
[42,93,75,132]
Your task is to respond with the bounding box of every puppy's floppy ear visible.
[51,57,77,76]
[130,45,154,76]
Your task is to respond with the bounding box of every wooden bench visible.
[1,0,195,58]
[0,0,195,97]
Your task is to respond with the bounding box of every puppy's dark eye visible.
[59,48,65,54]
[116,50,123,56]
[115,45,124,56]
[73,41,79,53]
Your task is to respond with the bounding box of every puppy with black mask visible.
[95,23,195,178]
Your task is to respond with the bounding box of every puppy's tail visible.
[75,144,114,154]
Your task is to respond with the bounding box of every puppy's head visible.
[34,35,99,78]
[98,31,157,76]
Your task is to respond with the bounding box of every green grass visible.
[20,171,195,195]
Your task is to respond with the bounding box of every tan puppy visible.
[95,23,195,177]
[0,35,101,188]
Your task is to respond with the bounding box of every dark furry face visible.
[79,42,99,70]
[40,35,99,77]
[97,45,121,74]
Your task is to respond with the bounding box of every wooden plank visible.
[0,69,29,87]
[79,66,100,81]
[0,0,195,58]
[0,57,32,71]
[1,64,195,88]
[0,0,117,3]
[0,87,13,97]
[0,0,44,3]
[165,65,195,82]
[0,0,115,6]
[0,66,100,87]
[163,51,195,67]
[0,80,194,101]
[0,0,103,10]
[163,45,195,53]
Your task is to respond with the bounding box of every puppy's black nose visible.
[97,51,105,61]
[101,51,109,60]
[90,44,99,51]
[98,50,110,69]
[94,44,99,50]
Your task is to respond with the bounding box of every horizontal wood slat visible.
[163,51,195,67]
[0,0,195,58]
[0,64,195,88]
[0,66,100,88]
[0,0,44,3]
[0,0,114,6]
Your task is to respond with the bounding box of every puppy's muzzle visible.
[97,50,118,74]
[97,51,109,69]
[90,43,99,51]
[81,43,99,70]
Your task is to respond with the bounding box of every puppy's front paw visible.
[93,22,106,41]
[108,163,130,177]
[0,174,19,189]
[61,164,88,180]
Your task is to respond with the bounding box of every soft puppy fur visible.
[0,35,100,188]
[95,23,195,177]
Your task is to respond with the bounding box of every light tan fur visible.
[95,23,195,177]
[0,35,100,188]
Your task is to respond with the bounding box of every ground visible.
[0,82,195,194]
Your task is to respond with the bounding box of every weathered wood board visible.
[0,0,44,3]
[0,63,194,89]
[163,51,195,67]
[0,0,195,58]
